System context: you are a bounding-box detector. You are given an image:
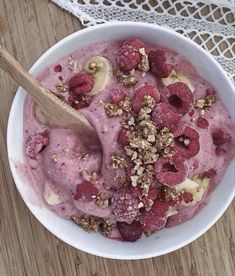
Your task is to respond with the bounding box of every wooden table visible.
[0,1,234,275]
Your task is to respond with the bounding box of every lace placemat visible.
[51,0,235,83]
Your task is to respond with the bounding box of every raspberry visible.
[152,102,180,130]
[111,187,139,222]
[111,88,126,104]
[215,147,227,156]
[117,221,142,242]
[196,117,209,129]
[164,82,194,114]
[149,50,174,78]
[173,124,200,158]
[116,39,145,71]
[54,65,62,72]
[212,129,231,146]
[151,200,169,216]
[182,192,193,203]
[123,39,145,49]
[26,129,49,159]
[118,129,129,146]
[68,72,94,94]
[132,84,160,113]
[148,186,158,201]
[203,168,216,178]
[188,109,195,117]
[206,87,216,96]
[74,180,99,202]
[139,210,167,233]
[131,186,142,197]
[156,185,166,201]
[154,156,187,186]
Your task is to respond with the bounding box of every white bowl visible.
[7,22,235,259]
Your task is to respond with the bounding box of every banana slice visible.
[162,69,195,92]
[175,178,200,192]
[34,104,49,125]
[174,176,209,207]
[167,207,178,217]
[43,182,62,206]
[83,56,112,95]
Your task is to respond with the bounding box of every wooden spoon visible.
[0,46,96,137]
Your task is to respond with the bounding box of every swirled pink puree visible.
[22,39,235,241]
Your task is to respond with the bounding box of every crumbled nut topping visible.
[68,56,77,72]
[104,100,131,117]
[122,76,139,86]
[194,95,216,110]
[86,61,104,74]
[71,215,102,232]
[100,220,115,236]
[121,96,174,193]
[113,68,124,78]
[138,48,150,72]
[111,155,127,169]
[56,82,69,93]
[104,102,123,117]
[144,198,154,211]
[113,67,138,87]
[95,192,109,208]
[164,186,182,201]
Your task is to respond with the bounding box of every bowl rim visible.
[6,21,235,260]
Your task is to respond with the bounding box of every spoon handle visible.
[0,46,95,135]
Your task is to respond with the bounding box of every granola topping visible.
[86,61,104,74]
[95,192,109,208]
[119,95,174,193]
[71,215,102,232]
[113,68,139,87]
[68,56,77,72]
[194,95,216,110]
[111,155,127,169]
[104,100,131,117]
[138,48,150,72]
[122,76,139,86]
[100,220,115,236]
[56,82,69,93]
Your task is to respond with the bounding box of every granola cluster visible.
[105,93,174,195]
[194,95,217,110]
[71,215,114,236]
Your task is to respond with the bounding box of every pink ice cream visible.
[22,39,235,241]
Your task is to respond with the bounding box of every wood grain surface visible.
[0,1,234,275]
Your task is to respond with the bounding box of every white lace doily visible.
[51,0,235,83]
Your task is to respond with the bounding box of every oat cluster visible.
[138,48,150,72]
[113,68,139,87]
[71,215,101,232]
[56,81,69,93]
[104,99,131,117]
[105,94,174,195]
[68,56,77,72]
[194,95,217,110]
[71,214,114,236]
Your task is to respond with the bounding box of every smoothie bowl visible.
[7,22,235,259]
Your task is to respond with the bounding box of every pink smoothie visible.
[22,39,235,241]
